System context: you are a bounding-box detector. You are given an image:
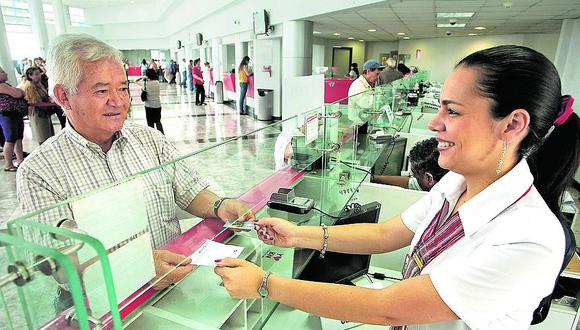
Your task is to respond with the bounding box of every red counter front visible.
[127,66,141,76]
[324,78,354,104]
[223,72,236,93]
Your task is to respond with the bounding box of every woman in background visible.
[24,67,54,145]
[0,66,25,171]
[135,68,164,133]
[238,56,251,115]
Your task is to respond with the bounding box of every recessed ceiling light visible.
[474,26,486,30]
[468,33,477,36]
[359,39,365,42]
[437,23,466,28]
[313,31,321,34]
[130,0,135,3]
[397,32,405,35]
[403,36,411,40]
[437,12,474,18]
[368,29,377,32]
[333,33,341,36]
[348,37,354,40]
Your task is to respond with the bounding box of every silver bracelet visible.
[319,223,329,259]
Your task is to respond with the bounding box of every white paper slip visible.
[188,240,244,266]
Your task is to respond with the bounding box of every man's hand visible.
[150,250,195,290]
[214,258,265,299]
[218,199,256,222]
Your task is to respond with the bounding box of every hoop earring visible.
[496,141,508,175]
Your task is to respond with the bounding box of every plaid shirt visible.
[16,122,209,248]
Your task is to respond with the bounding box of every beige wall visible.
[398,33,559,82]
[313,37,366,73]
[365,41,400,63]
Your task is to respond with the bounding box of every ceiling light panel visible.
[437,23,467,27]
[437,12,474,18]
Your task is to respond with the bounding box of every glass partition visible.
[0,71,439,329]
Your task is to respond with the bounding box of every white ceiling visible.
[307,0,580,41]
[61,0,152,8]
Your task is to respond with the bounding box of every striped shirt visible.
[16,122,209,248]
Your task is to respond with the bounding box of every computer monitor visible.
[297,201,381,284]
[371,136,407,176]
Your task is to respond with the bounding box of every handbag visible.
[0,93,29,117]
[140,80,148,102]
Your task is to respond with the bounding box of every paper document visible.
[189,240,244,266]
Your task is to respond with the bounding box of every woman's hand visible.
[255,217,297,248]
[218,199,256,222]
[214,258,265,299]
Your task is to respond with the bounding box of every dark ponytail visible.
[457,45,580,221]
[530,113,580,220]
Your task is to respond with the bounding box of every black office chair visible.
[531,220,577,324]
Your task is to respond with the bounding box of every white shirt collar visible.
[64,124,127,153]
[434,159,534,237]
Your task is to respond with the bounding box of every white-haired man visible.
[16,34,253,309]
[377,57,403,86]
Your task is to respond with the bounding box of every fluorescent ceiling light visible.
[368,29,377,32]
[437,23,466,28]
[397,32,405,35]
[333,33,341,36]
[403,36,410,40]
[474,26,486,30]
[468,33,477,36]
[359,39,365,42]
[348,37,354,40]
[313,31,321,34]
[437,12,474,18]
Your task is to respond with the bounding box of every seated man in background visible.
[16,34,254,310]
[372,137,448,191]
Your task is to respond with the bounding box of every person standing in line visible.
[192,59,205,106]
[238,56,251,115]
[203,62,212,99]
[23,67,54,145]
[181,58,187,87]
[188,59,194,92]
[135,69,163,134]
[0,66,25,171]
[140,59,148,76]
[377,57,404,86]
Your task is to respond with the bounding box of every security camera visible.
[449,19,457,26]
[446,31,452,36]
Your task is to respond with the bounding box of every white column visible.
[211,39,222,83]
[199,47,206,65]
[63,5,72,31]
[282,20,313,79]
[28,0,49,57]
[235,35,248,110]
[0,6,17,85]
[281,20,313,118]
[52,0,67,35]
[555,18,580,99]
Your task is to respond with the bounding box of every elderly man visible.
[377,57,404,86]
[347,59,384,122]
[16,34,253,302]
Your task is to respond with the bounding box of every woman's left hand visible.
[218,199,256,222]
[214,258,265,299]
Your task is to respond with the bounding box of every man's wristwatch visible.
[213,197,228,219]
[258,272,272,298]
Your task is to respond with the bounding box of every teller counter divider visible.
[0,81,427,330]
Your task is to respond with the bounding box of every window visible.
[68,6,85,26]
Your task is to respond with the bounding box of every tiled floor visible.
[0,83,275,225]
